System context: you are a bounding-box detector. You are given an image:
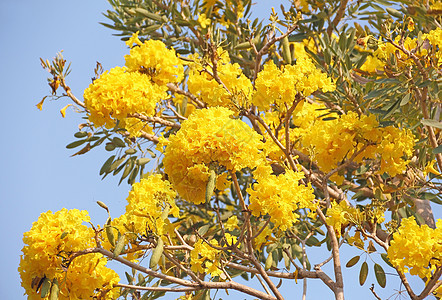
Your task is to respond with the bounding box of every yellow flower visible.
[84,66,167,129]
[387,217,442,278]
[125,31,143,47]
[197,13,211,29]
[125,37,184,85]
[225,215,239,231]
[253,58,335,110]
[407,18,415,31]
[115,175,179,237]
[326,201,363,237]
[253,226,274,249]
[224,232,239,246]
[187,50,253,108]
[163,107,265,204]
[297,106,415,181]
[18,209,120,299]
[190,240,221,277]
[248,169,317,231]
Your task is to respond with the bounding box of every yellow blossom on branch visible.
[187,50,253,108]
[387,217,442,278]
[124,34,184,85]
[83,66,167,128]
[18,209,120,299]
[163,107,265,204]
[115,175,179,237]
[248,169,317,231]
[253,58,335,110]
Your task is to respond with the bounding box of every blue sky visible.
[0,1,437,299]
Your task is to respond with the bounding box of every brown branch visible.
[128,113,181,129]
[327,0,349,36]
[316,208,344,300]
[115,283,197,292]
[230,171,284,300]
[139,132,159,144]
[396,269,418,299]
[166,83,205,108]
[252,25,297,84]
[59,76,86,108]
[369,284,382,300]
[417,266,442,300]
[72,247,277,300]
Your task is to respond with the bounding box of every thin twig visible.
[128,113,181,129]
[252,25,297,84]
[327,0,349,36]
[59,77,86,108]
[166,83,205,108]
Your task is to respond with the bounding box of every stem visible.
[316,208,345,300]
[327,0,349,36]
[73,247,277,300]
[230,171,285,300]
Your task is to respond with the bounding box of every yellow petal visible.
[60,104,72,118]
[36,96,47,111]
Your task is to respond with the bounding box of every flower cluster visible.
[360,27,442,73]
[124,33,184,85]
[84,32,184,129]
[248,168,317,231]
[326,201,363,237]
[201,0,246,26]
[187,50,253,108]
[18,209,119,299]
[297,108,415,182]
[253,57,335,110]
[163,107,265,204]
[83,66,167,128]
[113,175,179,237]
[387,217,442,279]
[190,239,222,277]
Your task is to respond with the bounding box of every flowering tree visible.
[21,0,442,299]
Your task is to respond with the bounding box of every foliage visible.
[25,0,442,299]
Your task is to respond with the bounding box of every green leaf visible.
[105,143,116,151]
[137,157,151,166]
[386,7,402,18]
[128,164,139,185]
[100,155,115,175]
[374,263,386,288]
[106,217,115,247]
[433,145,442,155]
[125,148,137,155]
[380,253,393,268]
[134,8,163,22]
[74,131,88,138]
[125,272,133,284]
[198,224,210,236]
[265,252,273,270]
[110,156,126,172]
[205,169,217,202]
[346,256,360,268]
[359,261,368,285]
[138,273,145,285]
[421,119,442,129]
[66,139,87,149]
[400,94,411,106]
[119,157,135,185]
[112,137,126,147]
